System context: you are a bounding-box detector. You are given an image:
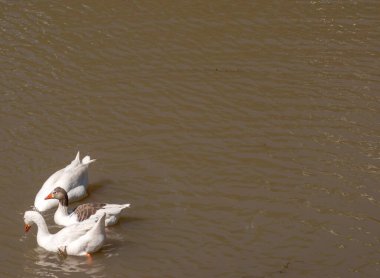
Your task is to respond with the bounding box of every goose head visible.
[23,210,39,233]
[44,187,69,207]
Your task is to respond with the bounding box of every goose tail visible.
[82,155,96,165]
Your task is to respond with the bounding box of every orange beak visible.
[45,193,53,200]
[24,224,31,233]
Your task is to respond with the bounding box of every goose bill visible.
[44,194,53,200]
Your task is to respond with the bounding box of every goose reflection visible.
[25,247,105,277]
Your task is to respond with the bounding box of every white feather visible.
[34,151,95,212]
[23,211,106,256]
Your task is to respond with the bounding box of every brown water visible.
[1,1,379,277]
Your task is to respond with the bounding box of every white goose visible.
[23,210,106,257]
[45,187,130,227]
[34,152,96,212]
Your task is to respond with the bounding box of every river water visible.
[1,1,379,277]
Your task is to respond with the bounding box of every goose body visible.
[34,152,96,212]
[46,187,130,227]
[23,210,106,256]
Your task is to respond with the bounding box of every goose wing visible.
[72,203,106,221]
[54,220,96,246]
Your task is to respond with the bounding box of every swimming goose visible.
[23,210,106,257]
[34,151,96,212]
[45,187,130,227]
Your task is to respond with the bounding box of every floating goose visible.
[34,152,96,212]
[45,187,130,227]
[23,210,106,257]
